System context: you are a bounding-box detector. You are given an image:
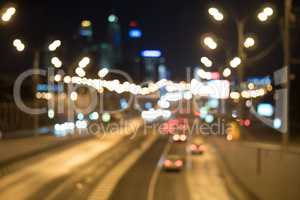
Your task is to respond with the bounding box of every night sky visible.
[0,0,297,81]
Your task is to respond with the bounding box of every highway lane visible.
[109,135,169,200]
[154,141,191,200]
[109,131,191,200]
[0,125,144,200]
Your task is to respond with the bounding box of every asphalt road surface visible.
[109,132,191,200]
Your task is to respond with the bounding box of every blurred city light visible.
[205,114,214,124]
[89,112,99,120]
[98,68,109,78]
[12,39,25,52]
[257,103,274,117]
[264,7,274,16]
[129,29,142,38]
[230,92,240,100]
[63,76,71,84]
[1,6,16,22]
[77,113,84,120]
[229,57,241,68]
[200,56,213,67]
[54,74,62,82]
[208,7,224,21]
[141,50,162,58]
[70,91,78,101]
[108,14,118,23]
[75,120,88,129]
[79,57,90,68]
[102,112,111,123]
[273,118,282,129]
[203,36,218,50]
[81,20,91,27]
[244,37,255,48]
[223,67,231,77]
[258,6,274,22]
[75,67,86,77]
[48,40,62,51]
[51,57,62,68]
[48,109,55,119]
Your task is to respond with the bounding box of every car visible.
[172,133,187,142]
[189,143,205,154]
[162,155,185,171]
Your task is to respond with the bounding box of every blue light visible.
[273,118,282,129]
[77,113,84,120]
[129,29,142,38]
[205,114,214,124]
[89,112,99,120]
[141,50,162,58]
[257,103,274,117]
[207,99,219,108]
[120,98,128,109]
[145,102,153,110]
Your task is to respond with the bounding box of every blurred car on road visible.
[172,133,187,142]
[162,155,185,171]
[189,143,205,155]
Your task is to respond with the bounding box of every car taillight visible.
[175,160,183,167]
[190,144,197,151]
[198,145,205,151]
[173,135,180,141]
[180,135,187,141]
[244,119,251,127]
[164,160,172,167]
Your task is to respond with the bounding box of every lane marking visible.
[147,137,172,200]
[88,133,158,200]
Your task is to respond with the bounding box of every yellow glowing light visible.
[70,91,78,101]
[267,84,273,92]
[223,68,231,77]
[248,83,255,90]
[81,20,91,27]
[244,37,255,48]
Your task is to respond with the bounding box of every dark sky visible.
[0,0,292,80]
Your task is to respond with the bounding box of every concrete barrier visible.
[210,137,300,200]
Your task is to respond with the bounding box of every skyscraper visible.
[107,14,122,67]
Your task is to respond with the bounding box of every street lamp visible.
[12,39,25,52]
[78,57,90,68]
[203,36,218,50]
[98,68,109,78]
[223,67,231,77]
[257,6,274,22]
[229,57,241,68]
[244,37,256,49]
[200,56,213,67]
[75,67,86,77]
[51,57,62,68]
[1,6,16,22]
[208,7,224,21]
[48,40,62,51]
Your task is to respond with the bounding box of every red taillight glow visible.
[175,160,183,167]
[180,135,187,141]
[164,160,172,167]
[190,144,197,151]
[244,119,251,127]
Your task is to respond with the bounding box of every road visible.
[0,121,146,200]
[110,125,231,200]
[0,120,233,200]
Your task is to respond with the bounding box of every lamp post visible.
[202,5,278,119]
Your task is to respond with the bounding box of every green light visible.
[102,112,111,123]
[108,14,118,23]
